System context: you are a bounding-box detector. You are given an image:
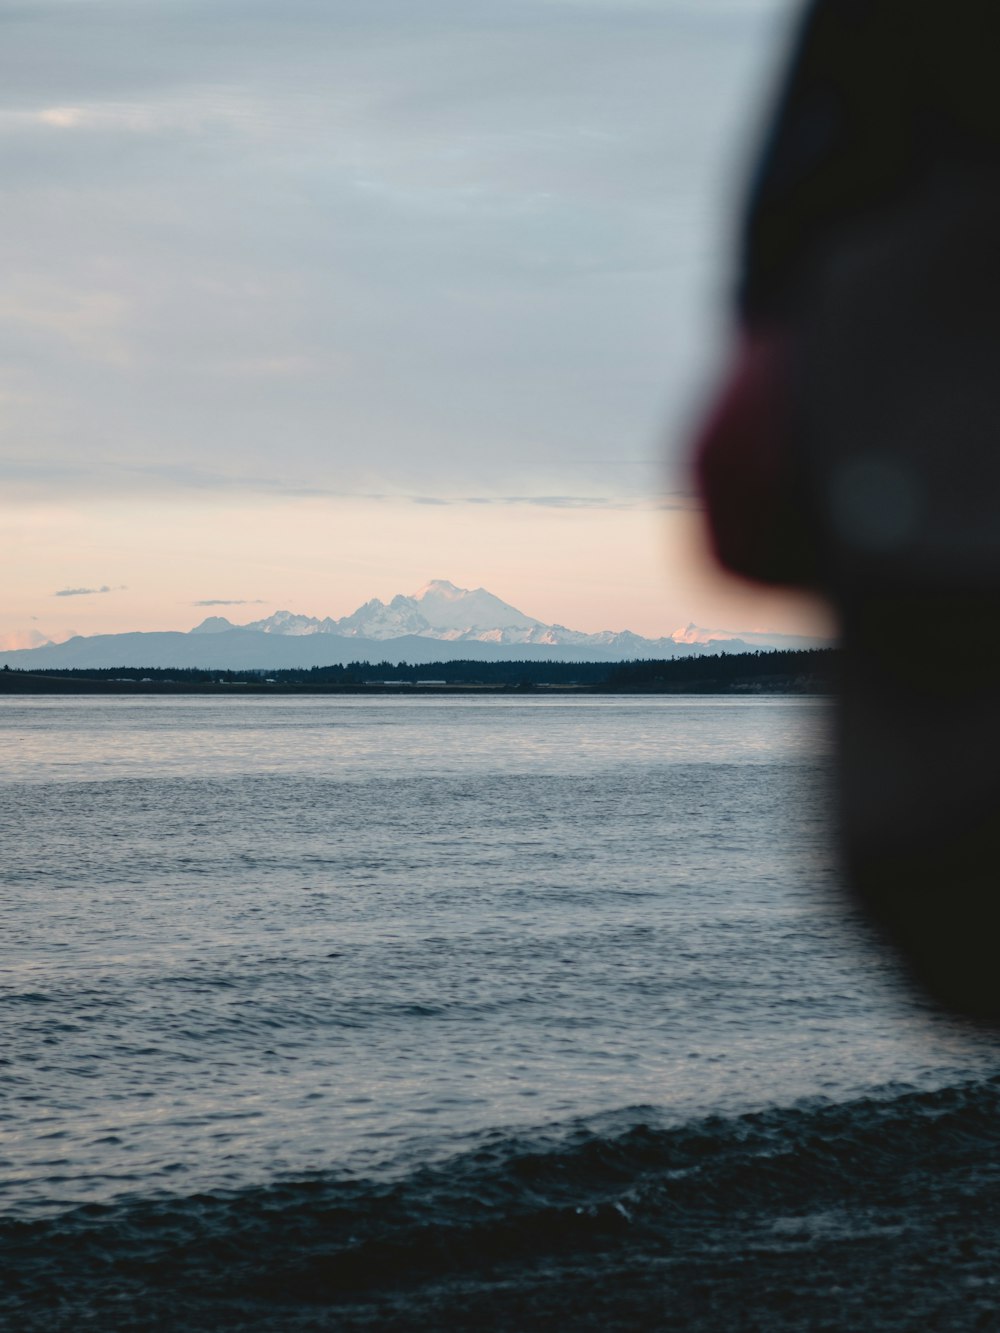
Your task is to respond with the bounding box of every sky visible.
[0,0,828,647]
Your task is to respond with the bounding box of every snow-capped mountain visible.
[192,581,550,643]
[192,580,821,652]
[1,580,827,671]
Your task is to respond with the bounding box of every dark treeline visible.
[0,660,606,685]
[1,649,838,692]
[296,659,614,685]
[604,648,838,692]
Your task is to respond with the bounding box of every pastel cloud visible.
[54,585,126,598]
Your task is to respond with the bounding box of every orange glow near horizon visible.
[0,494,833,650]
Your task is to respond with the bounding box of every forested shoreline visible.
[0,649,837,694]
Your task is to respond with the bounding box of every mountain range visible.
[1,580,825,671]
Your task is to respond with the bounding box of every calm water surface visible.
[1,695,997,1221]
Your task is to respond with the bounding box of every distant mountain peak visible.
[191,615,236,634]
[406,580,543,633]
[180,582,825,654]
[0,579,828,671]
[413,578,464,599]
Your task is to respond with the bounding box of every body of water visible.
[3,696,999,1328]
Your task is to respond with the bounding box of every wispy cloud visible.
[53,584,126,597]
[411,492,698,511]
[193,598,265,606]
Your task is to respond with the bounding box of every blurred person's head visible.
[693,0,1000,1019]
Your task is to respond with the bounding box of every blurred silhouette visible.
[693,0,1000,1019]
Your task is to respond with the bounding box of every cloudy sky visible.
[1,0,826,646]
